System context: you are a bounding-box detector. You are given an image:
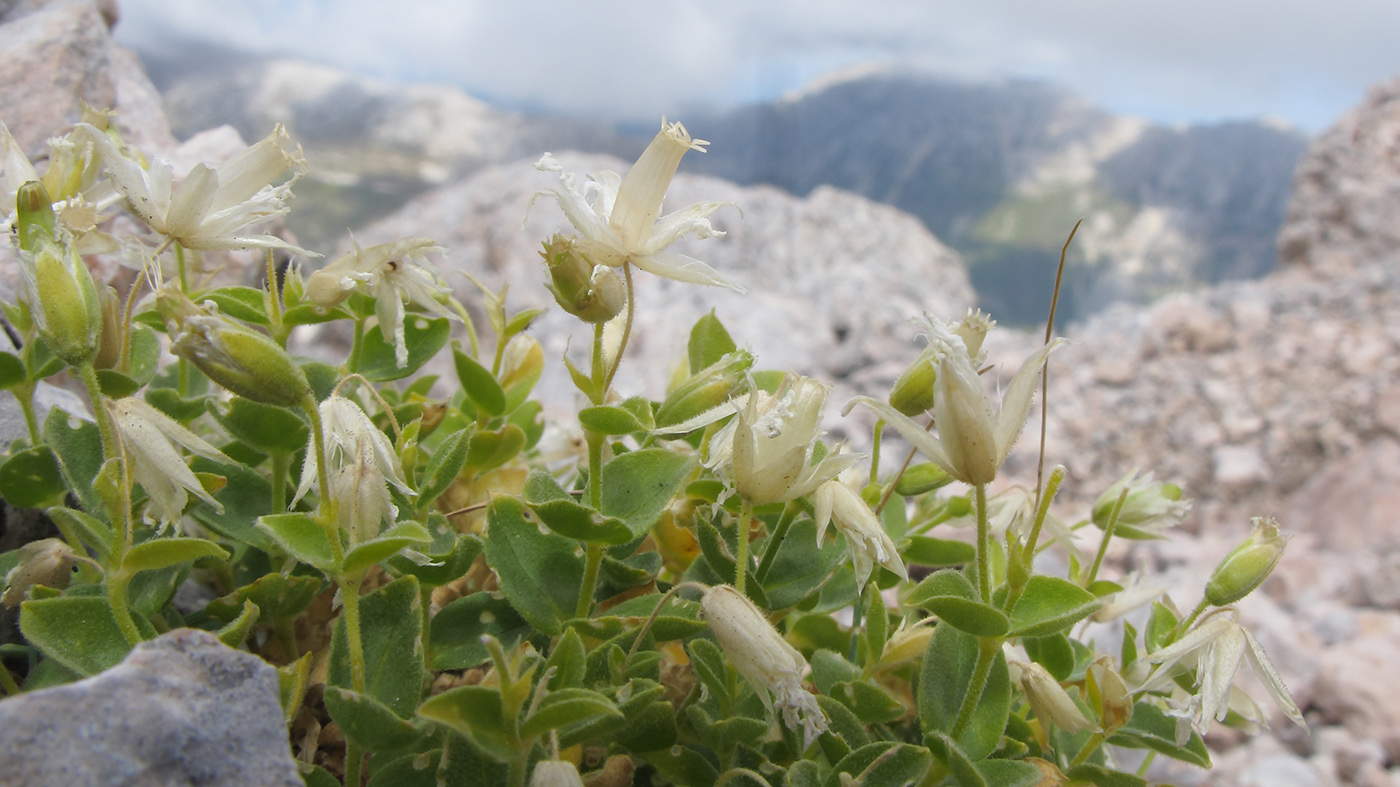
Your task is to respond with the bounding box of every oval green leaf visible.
[122,537,229,575]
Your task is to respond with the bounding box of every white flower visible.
[701,585,828,748]
[813,480,906,587]
[531,118,741,291]
[846,314,1062,486]
[295,395,412,543]
[1141,612,1305,737]
[1092,470,1191,540]
[1010,660,1097,734]
[529,760,584,787]
[76,122,314,255]
[108,397,232,532]
[305,237,456,368]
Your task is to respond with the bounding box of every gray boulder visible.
[0,628,302,787]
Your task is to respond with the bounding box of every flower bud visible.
[159,290,310,408]
[541,234,626,323]
[93,283,123,370]
[2,539,78,608]
[701,584,828,748]
[1088,657,1133,733]
[529,760,584,787]
[21,240,102,367]
[15,181,56,252]
[888,348,936,416]
[875,618,934,670]
[951,309,994,361]
[655,348,753,428]
[1091,470,1190,540]
[1204,517,1287,606]
[1013,660,1096,734]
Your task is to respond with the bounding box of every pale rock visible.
[1284,438,1400,551]
[1311,629,1400,762]
[1315,726,1388,785]
[1213,445,1270,489]
[0,628,302,787]
[0,0,113,157]
[1237,754,1328,787]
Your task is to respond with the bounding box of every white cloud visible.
[113,0,1400,130]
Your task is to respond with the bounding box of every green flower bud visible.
[654,348,753,427]
[888,347,936,416]
[540,234,625,323]
[1204,517,1287,606]
[1091,470,1191,540]
[159,290,310,408]
[15,181,56,252]
[22,241,102,367]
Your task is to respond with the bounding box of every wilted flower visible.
[1011,659,1097,734]
[2,539,79,608]
[77,122,313,254]
[846,314,1062,486]
[305,237,456,368]
[538,233,626,323]
[295,395,412,543]
[1092,470,1191,540]
[701,585,828,748]
[529,760,584,787]
[1141,611,1304,739]
[108,397,233,532]
[813,480,906,587]
[531,118,740,290]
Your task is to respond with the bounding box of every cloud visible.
[114,0,1400,130]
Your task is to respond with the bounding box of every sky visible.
[113,0,1400,133]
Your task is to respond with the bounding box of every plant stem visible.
[107,573,142,645]
[576,543,604,619]
[734,499,753,596]
[508,750,529,787]
[176,243,189,293]
[1085,487,1128,587]
[869,420,884,486]
[345,742,364,787]
[600,263,636,397]
[848,585,865,663]
[348,317,366,373]
[448,299,480,359]
[15,382,39,444]
[270,452,290,513]
[754,503,798,583]
[1022,465,1066,560]
[264,249,285,339]
[1069,731,1105,767]
[950,637,999,739]
[975,483,990,603]
[76,362,117,461]
[339,576,368,693]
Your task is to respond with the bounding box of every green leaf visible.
[215,598,260,648]
[120,323,162,389]
[19,596,145,676]
[1065,764,1148,787]
[640,744,719,787]
[323,686,423,752]
[1107,701,1211,768]
[386,528,481,588]
[256,513,337,573]
[121,537,228,575]
[1023,634,1075,681]
[330,575,424,718]
[811,648,860,695]
[906,570,1009,637]
[599,449,694,540]
[570,593,704,642]
[1007,576,1102,637]
[45,506,112,559]
[281,303,351,327]
[863,591,889,669]
[815,695,871,751]
[543,628,586,690]
[144,388,208,423]
[786,760,823,787]
[507,400,545,449]
[579,405,647,436]
[894,462,953,496]
[522,469,632,544]
[918,622,1011,760]
[356,316,451,382]
[902,536,976,567]
[206,396,309,455]
[760,517,845,609]
[482,497,584,636]
[342,521,433,575]
[0,445,66,508]
[452,347,505,416]
[418,427,472,508]
[430,591,530,669]
[688,310,737,374]
[924,731,984,787]
[831,680,905,725]
[417,686,514,762]
[520,688,621,739]
[825,742,932,787]
[976,760,1045,787]
[1144,601,1179,653]
[0,350,25,388]
[464,424,525,474]
[215,572,323,625]
[42,407,104,515]
[200,286,270,325]
[190,457,278,552]
[503,308,543,337]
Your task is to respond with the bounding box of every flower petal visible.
[843,396,955,478]
[992,338,1065,468]
[1242,627,1306,729]
[631,250,744,291]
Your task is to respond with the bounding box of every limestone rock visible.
[1311,628,1400,762]
[0,628,302,787]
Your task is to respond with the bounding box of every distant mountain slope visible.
[688,71,1308,322]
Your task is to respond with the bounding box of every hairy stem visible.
[1085,486,1128,587]
[975,483,990,603]
[576,543,604,619]
[950,637,999,740]
[734,499,753,596]
[754,503,799,583]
